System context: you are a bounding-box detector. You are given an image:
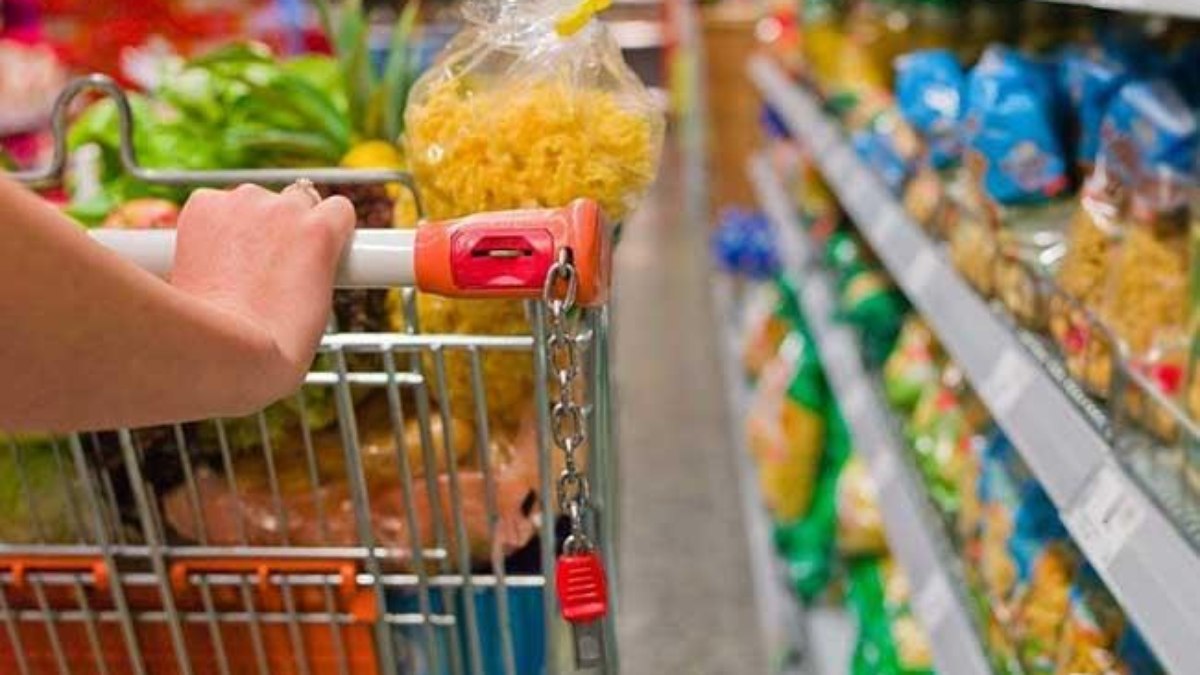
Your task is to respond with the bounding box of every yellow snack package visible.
[746,334,828,522]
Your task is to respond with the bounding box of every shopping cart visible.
[2,75,618,675]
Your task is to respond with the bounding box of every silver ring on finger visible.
[283,178,322,207]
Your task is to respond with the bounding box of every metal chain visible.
[543,248,592,554]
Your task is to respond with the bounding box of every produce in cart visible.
[404,0,663,434]
[0,435,83,544]
[162,395,540,565]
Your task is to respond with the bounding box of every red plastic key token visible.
[555,550,609,623]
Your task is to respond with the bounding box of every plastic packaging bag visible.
[847,558,935,675]
[746,333,828,522]
[835,455,886,557]
[895,49,966,172]
[774,404,851,601]
[404,0,664,432]
[894,48,964,235]
[1050,125,1131,397]
[405,0,663,223]
[740,281,802,383]
[1054,564,1164,675]
[907,366,987,522]
[1098,80,1196,438]
[883,317,941,413]
[976,431,1077,672]
[963,46,1070,208]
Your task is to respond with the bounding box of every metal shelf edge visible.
[1038,0,1200,20]
[749,153,993,675]
[748,54,1200,674]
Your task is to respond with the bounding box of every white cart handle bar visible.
[91,199,611,307]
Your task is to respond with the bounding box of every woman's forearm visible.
[0,177,353,432]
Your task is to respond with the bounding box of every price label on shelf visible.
[872,207,906,248]
[802,279,831,319]
[904,248,939,299]
[843,166,873,207]
[844,379,873,420]
[981,348,1034,418]
[914,574,953,633]
[871,447,900,493]
[826,146,856,182]
[1064,464,1146,570]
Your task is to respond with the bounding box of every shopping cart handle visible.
[90,199,611,305]
[91,228,421,288]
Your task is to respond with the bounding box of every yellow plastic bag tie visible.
[555,0,612,37]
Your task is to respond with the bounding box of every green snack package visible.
[774,403,851,602]
[883,317,941,412]
[747,330,829,523]
[847,558,935,675]
[838,268,908,367]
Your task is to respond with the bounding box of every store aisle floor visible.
[613,149,767,674]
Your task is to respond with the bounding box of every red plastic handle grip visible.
[414,199,611,306]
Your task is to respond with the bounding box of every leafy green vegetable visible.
[66,45,352,221]
[317,0,422,142]
[0,436,82,544]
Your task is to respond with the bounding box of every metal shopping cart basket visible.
[1,75,618,675]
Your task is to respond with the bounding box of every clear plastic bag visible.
[1051,163,1126,397]
[403,0,663,433]
[405,0,664,223]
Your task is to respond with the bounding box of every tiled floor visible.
[613,150,767,675]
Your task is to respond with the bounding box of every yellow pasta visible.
[406,79,660,222]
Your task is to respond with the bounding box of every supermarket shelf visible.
[749,154,993,675]
[749,54,1200,675]
[1038,0,1200,20]
[714,277,810,675]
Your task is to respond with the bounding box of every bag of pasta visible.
[404,0,664,433]
[1099,79,1197,440]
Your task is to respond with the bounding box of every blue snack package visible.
[964,45,1070,205]
[1078,57,1131,168]
[1099,78,1198,199]
[1061,50,1131,168]
[895,49,966,169]
[712,208,781,280]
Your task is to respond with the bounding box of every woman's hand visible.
[0,177,356,431]
[171,184,355,400]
